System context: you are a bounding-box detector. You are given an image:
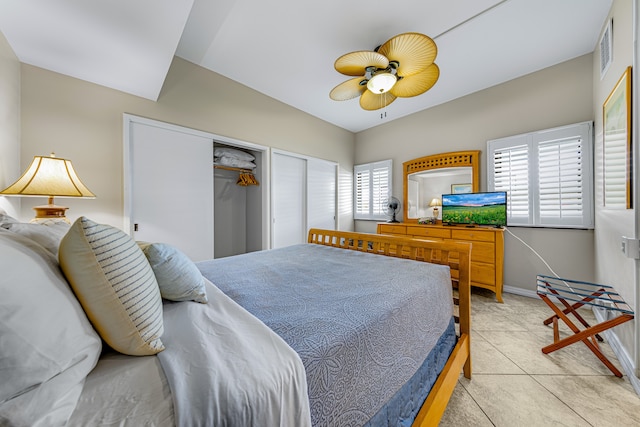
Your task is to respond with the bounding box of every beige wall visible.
[592,0,636,372]
[355,54,596,292]
[0,31,20,217]
[19,57,355,229]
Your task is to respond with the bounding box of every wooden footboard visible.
[307,228,471,427]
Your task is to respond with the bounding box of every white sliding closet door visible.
[129,121,214,261]
[308,158,336,231]
[272,151,337,249]
[272,152,306,249]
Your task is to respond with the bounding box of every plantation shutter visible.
[353,160,392,220]
[492,142,530,225]
[489,133,531,226]
[372,165,390,217]
[354,166,370,218]
[488,121,593,229]
[537,136,586,226]
[603,129,628,207]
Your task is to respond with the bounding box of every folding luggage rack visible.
[536,274,634,377]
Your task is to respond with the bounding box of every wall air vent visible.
[599,18,613,79]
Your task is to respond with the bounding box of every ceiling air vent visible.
[599,19,613,79]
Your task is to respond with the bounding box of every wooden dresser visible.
[377,222,505,302]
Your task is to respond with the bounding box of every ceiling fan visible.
[329,32,440,111]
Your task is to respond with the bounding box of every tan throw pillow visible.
[59,217,164,356]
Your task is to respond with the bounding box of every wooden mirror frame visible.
[403,150,481,223]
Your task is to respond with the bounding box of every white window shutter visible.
[538,138,584,225]
[603,130,628,207]
[488,122,593,229]
[493,143,530,225]
[372,165,390,216]
[354,160,392,220]
[354,167,370,218]
[489,134,531,226]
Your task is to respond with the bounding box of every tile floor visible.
[439,289,640,427]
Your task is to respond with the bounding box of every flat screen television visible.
[441,191,507,228]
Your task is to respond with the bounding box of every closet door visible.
[307,158,336,231]
[129,121,214,261]
[272,152,306,249]
[271,151,337,249]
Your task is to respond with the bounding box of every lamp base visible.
[31,204,70,224]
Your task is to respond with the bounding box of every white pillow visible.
[59,217,164,356]
[138,242,208,303]
[0,229,102,426]
[3,221,69,256]
[0,211,20,227]
[214,146,255,161]
[215,156,256,170]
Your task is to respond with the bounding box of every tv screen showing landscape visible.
[441,191,507,227]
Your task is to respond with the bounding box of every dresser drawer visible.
[378,224,406,235]
[407,226,451,239]
[452,229,495,242]
[449,241,495,264]
[471,241,495,264]
[375,222,504,302]
[471,262,496,286]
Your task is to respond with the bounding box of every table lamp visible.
[429,198,441,219]
[0,153,95,223]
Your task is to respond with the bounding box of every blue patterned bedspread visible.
[196,244,455,426]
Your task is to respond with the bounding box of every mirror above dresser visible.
[403,151,480,223]
[379,150,505,302]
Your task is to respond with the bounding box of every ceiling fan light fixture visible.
[331,32,438,110]
[367,72,396,94]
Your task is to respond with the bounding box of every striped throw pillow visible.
[59,217,164,356]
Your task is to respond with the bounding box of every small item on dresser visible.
[418,217,437,224]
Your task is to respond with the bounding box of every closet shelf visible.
[214,165,255,173]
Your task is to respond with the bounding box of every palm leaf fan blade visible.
[377,32,437,77]
[359,90,397,111]
[334,51,389,76]
[391,64,440,98]
[330,77,367,101]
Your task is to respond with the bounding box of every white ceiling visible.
[0,0,612,133]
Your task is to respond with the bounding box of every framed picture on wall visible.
[603,66,632,209]
[451,183,472,194]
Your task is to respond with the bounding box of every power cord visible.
[504,226,560,278]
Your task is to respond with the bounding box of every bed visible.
[0,213,471,427]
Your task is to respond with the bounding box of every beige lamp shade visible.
[0,154,95,222]
[430,198,441,219]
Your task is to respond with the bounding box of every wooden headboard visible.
[309,227,468,281]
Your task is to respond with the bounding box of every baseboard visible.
[592,306,640,395]
[503,285,538,299]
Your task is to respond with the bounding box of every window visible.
[354,159,392,220]
[488,122,594,229]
